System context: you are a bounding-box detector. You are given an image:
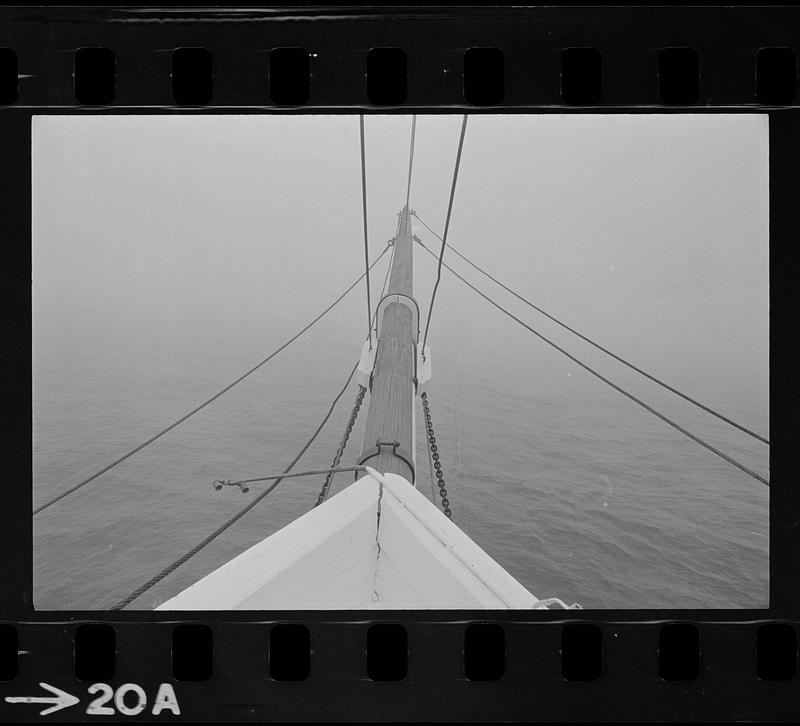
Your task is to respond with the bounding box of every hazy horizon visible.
[33,114,768,400]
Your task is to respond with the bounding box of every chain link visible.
[421,392,452,519]
[315,385,367,506]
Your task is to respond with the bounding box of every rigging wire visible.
[412,211,769,446]
[373,233,397,340]
[319,244,396,505]
[414,235,769,487]
[380,238,397,299]
[314,386,367,506]
[221,466,367,489]
[112,247,396,607]
[111,359,363,610]
[405,114,417,210]
[35,243,392,517]
[360,115,373,350]
[420,114,468,356]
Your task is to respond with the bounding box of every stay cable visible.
[412,211,769,447]
[34,244,391,517]
[414,235,768,487]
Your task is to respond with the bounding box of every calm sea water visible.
[33,300,769,610]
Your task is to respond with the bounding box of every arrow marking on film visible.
[5,682,80,715]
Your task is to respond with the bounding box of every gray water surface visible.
[33,287,769,610]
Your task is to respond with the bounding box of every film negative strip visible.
[2,4,798,721]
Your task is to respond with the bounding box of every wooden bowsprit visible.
[358,206,419,485]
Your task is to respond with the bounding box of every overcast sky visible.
[33,113,769,402]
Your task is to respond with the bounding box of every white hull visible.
[158,468,573,610]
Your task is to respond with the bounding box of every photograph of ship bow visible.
[32,113,768,610]
[156,199,575,610]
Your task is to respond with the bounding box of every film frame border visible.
[2,4,798,722]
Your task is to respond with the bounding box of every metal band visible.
[375,292,420,343]
[357,440,416,485]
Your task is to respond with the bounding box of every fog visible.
[33,113,768,406]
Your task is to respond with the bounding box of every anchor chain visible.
[315,385,367,506]
[421,392,452,519]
